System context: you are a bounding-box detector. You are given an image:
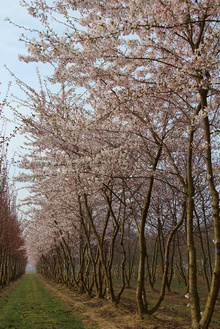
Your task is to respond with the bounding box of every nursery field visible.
[1,1,220,329]
[0,274,219,329]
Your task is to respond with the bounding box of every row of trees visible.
[11,1,219,328]
[0,104,27,286]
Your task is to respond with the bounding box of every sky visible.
[0,0,49,207]
[0,1,82,215]
[0,1,43,96]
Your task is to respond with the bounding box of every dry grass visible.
[2,275,218,328]
[36,275,194,329]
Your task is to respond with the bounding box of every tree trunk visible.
[199,92,220,328]
[136,146,162,315]
[147,200,186,314]
[186,123,201,328]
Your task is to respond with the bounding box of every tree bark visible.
[136,146,162,315]
[186,122,201,328]
[199,92,220,329]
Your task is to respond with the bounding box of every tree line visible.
[8,1,220,328]
[0,109,27,285]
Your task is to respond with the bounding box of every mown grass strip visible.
[0,273,93,329]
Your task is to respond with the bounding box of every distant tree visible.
[0,92,27,285]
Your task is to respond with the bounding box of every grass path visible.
[0,273,92,329]
[1,274,219,329]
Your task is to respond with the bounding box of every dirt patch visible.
[36,275,190,329]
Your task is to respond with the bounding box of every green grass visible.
[0,274,91,329]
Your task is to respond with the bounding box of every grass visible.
[0,273,95,329]
[0,274,219,329]
[37,274,220,329]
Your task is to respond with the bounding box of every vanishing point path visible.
[0,274,90,329]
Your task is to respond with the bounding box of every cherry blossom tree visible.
[12,1,220,328]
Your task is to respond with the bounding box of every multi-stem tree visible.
[11,1,220,328]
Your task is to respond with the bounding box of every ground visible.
[36,276,192,329]
[0,275,219,329]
